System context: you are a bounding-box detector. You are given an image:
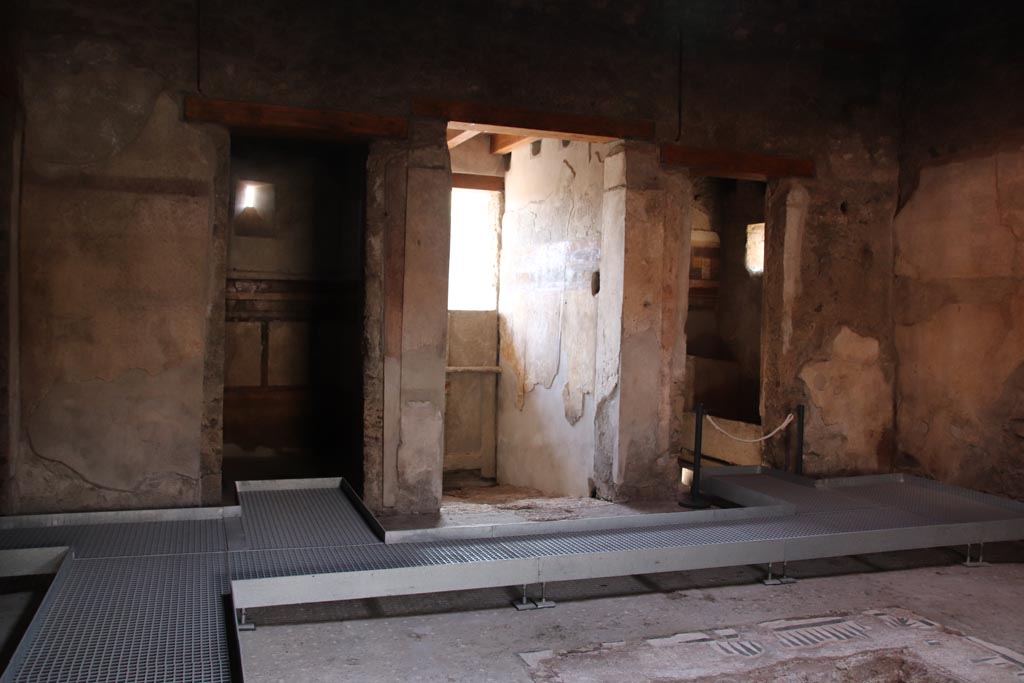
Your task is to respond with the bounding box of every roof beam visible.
[446,129,480,149]
[660,144,815,181]
[490,134,537,155]
[184,96,408,141]
[451,173,504,192]
[416,98,653,143]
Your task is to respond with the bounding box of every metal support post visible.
[532,582,556,609]
[795,405,805,475]
[680,402,711,509]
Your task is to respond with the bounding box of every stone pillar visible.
[594,141,682,501]
[393,119,450,513]
[593,144,626,500]
[363,139,407,513]
[199,126,230,506]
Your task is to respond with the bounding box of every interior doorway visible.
[684,177,767,424]
[220,136,367,503]
[440,128,650,517]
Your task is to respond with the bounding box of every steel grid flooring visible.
[238,488,379,550]
[3,470,1024,682]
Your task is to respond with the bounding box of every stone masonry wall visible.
[5,0,949,512]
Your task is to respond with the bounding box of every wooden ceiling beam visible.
[660,144,815,181]
[490,134,537,155]
[452,173,504,192]
[416,98,654,143]
[446,129,480,149]
[184,96,408,141]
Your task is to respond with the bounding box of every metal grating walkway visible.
[3,470,1024,682]
[6,554,231,683]
[238,487,379,550]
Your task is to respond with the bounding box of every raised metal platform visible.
[2,468,1023,682]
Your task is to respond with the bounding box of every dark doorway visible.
[685,177,766,424]
[221,137,366,503]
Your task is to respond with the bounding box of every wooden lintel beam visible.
[451,173,504,192]
[490,134,537,156]
[660,144,815,181]
[416,98,653,142]
[184,96,408,141]
[446,129,480,149]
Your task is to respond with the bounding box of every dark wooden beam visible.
[446,129,480,149]
[490,134,537,156]
[660,144,815,181]
[415,98,654,142]
[451,173,504,192]
[184,96,408,140]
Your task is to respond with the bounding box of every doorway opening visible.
[434,129,683,524]
[682,176,767,462]
[221,136,367,504]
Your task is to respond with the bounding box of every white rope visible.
[704,412,795,443]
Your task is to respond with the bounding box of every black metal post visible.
[680,402,710,509]
[795,404,805,475]
[692,401,704,496]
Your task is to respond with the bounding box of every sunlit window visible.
[448,188,500,310]
[745,222,765,275]
[232,180,276,237]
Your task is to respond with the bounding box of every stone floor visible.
[380,470,686,533]
[239,543,1024,683]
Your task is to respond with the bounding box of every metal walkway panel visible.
[229,506,938,582]
[836,481,1020,524]
[3,553,230,683]
[712,473,870,513]
[238,487,379,550]
[230,537,522,581]
[0,519,226,558]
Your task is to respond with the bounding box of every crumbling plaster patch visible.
[799,326,893,474]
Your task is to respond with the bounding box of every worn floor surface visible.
[381,470,684,532]
[240,544,1024,682]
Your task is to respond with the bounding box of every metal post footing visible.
[532,583,557,609]
[512,583,557,610]
[762,561,797,586]
[962,543,990,567]
[513,583,538,610]
[237,607,256,631]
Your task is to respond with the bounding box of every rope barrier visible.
[704,412,795,443]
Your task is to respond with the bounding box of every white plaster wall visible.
[496,139,613,496]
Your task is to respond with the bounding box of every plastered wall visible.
[8,1,1020,513]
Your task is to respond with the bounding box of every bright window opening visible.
[448,188,501,310]
[745,222,765,275]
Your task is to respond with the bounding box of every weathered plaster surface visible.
[595,143,686,501]
[799,327,893,474]
[894,154,1024,498]
[15,1,1003,514]
[761,133,900,474]
[497,139,608,497]
[393,120,450,513]
[16,76,218,511]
